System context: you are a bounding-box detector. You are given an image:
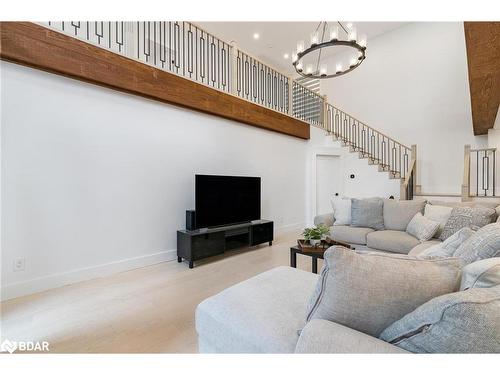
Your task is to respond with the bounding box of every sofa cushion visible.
[453,223,500,264]
[351,198,385,230]
[330,225,374,245]
[314,212,334,227]
[195,266,318,353]
[383,199,426,231]
[406,212,440,241]
[460,258,500,290]
[418,227,475,258]
[366,230,420,254]
[424,204,453,238]
[379,285,500,353]
[306,247,462,337]
[295,319,408,353]
[408,240,442,257]
[331,197,351,225]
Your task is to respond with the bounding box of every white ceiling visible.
[196,22,409,75]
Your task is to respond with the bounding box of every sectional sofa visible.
[195,198,500,353]
[314,199,500,256]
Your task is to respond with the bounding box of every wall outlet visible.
[13,257,26,272]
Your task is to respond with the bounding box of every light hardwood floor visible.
[1,232,321,353]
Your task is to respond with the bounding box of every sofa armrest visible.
[314,212,334,227]
[295,319,409,354]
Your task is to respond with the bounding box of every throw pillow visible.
[423,204,452,238]
[331,197,351,226]
[383,199,426,231]
[305,247,462,337]
[419,227,475,258]
[406,212,440,241]
[439,206,496,241]
[453,223,500,264]
[379,285,500,353]
[460,258,500,290]
[350,198,384,230]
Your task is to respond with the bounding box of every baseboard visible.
[2,222,303,301]
[1,249,177,301]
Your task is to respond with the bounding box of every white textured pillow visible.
[460,258,500,290]
[331,197,351,226]
[424,204,453,238]
[419,227,475,258]
[453,223,500,264]
[406,212,440,241]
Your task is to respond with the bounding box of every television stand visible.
[177,220,273,268]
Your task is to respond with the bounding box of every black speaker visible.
[186,210,196,231]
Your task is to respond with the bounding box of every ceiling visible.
[196,22,409,75]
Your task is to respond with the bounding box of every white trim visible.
[1,249,177,301]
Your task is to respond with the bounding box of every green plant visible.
[302,225,329,240]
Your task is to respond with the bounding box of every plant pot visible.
[309,239,321,247]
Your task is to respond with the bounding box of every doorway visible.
[315,154,342,215]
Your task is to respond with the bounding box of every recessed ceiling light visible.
[253,33,260,40]
[283,53,289,59]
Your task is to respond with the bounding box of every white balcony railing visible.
[40,21,412,182]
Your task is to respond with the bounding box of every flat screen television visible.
[195,174,261,229]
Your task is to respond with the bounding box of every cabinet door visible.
[191,232,225,260]
[250,223,273,246]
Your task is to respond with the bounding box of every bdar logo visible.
[1,340,18,354]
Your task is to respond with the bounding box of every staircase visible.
[322,102,417,200]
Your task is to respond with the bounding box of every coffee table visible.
[290,239,353,274]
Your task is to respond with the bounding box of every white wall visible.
[0,61,402,299]
[1,62,314,299]
[321,22,487,194]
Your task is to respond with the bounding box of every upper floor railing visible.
[462,145,497,199]
[41,21,412,186]
[41,21,327,127]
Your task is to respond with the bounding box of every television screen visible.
[195,174,261,228]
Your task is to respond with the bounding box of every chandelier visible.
[292,22,367,79]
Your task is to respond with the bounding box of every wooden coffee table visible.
[290,239,353,274]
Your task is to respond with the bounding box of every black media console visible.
[177,220,273,268]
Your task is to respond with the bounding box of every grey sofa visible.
[196,266,407,353]
[196,261,500,353]
[195,199,500,353]
[314,199,500,256]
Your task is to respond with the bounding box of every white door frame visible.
[310,147,344,221]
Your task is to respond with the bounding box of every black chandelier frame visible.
[293,23,367,79]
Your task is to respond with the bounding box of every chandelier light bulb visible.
[359,34,367,48]
[296,61,303,71]
[297,40,305,54]
[350,57,357,67]
[310,31,319,46]
[305,64,314,75]
[336,63,343,73]
[329,26,339,41]
[319,64,327,76]
[348,28,357,42]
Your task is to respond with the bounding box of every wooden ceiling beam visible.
[464,22,500,135]
[0,22,310,140]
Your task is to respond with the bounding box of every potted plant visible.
[302,225,330,246]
